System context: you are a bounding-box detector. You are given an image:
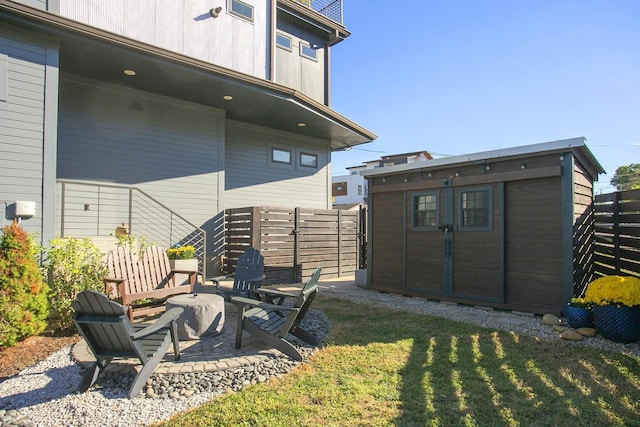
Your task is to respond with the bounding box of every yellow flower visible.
[583,276,640,308]
[166,245,195,260]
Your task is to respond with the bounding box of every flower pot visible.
[593,304,640,343]
[565,304,594,329]
[169,259,198,285]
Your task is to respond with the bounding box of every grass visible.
[158,296,640,427]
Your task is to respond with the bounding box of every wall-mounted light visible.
[210,6,222,18]
[485,164,491,171]
[520,163,526,170]
[382,178,386,183]
[403,177,408,183]
[559,154,565,161]
[428,172,432,177]
[455,172,460,177]
[14,201,35,223]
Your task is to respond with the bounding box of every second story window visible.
[276,33,292,51]
[300,43,317,61]
[229,0,253,22]
[300,152,318,168]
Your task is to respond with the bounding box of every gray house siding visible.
[275,19,326,104]
[57,76,224,251]
[225,120,330,209]
[0,25,58,245]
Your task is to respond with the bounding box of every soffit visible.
[0,1,375,150]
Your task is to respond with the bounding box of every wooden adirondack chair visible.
[231,267,321,361]
[72,290,183,399]
[212,247,265,301]
[104,245,197,321]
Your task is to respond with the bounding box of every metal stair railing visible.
[56,179,206,279]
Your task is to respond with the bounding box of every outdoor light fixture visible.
[223,95,233,100]
[297,122,306,127]
[455,172,460,177]
[210,6,222,17]
[485,164,491,171]
[520,163,526,170]
[123,69,136,76]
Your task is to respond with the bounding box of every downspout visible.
[269,0,276,81]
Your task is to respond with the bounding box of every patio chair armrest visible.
[103,276,124,284]
[254,288,298,299]
[231,296,299,313]
[131,307,184,340]
[212,274,234,289]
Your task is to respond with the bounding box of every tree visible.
[610,163,640,191]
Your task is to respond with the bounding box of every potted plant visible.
[583,275,640,343]
[565,297,594,329]
[166,245,198,284]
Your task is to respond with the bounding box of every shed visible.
[361,137,605,314]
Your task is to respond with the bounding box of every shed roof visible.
[361,137,605,179]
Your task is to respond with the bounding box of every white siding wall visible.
[225,120,330,209]
[0,28,48,238]
[59,0,267,78]
[57,76,224,248]
[332,174,367,205]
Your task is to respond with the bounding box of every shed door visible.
[405,182,503,302]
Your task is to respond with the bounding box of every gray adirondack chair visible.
[213,247,265,301]
[72,290,183,399]
[231,267,321,361]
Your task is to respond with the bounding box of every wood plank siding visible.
[224,120,330,209]
[57,76,223,251]
[0,25,57,242]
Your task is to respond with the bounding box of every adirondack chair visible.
[231,267,321,361]
[212,247,265,301]
[72,290,183,399]
[104,245,197,321]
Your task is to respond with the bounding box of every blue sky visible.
[329,0,639,193]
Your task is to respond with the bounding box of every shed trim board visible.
[364,139,605,314]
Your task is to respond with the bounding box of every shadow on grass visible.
[316,296,640,426]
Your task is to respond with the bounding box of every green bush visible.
[0,221,49,348]
[45,237,107,331]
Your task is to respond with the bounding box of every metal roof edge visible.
[361,137,605,177]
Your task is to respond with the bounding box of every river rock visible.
[543,314,560,326]
[576,327,597,337]
[561,330,584,341]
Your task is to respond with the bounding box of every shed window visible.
[229,0,253,22]
[459,188,492,230]
[413,193,438,229]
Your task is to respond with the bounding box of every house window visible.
[459,188,492,230]
[276,33,292,51]
[300,152,318,168]
[229,0,253,22]
[271,147,292,165]
[300,43,317,61]
[333,182,347,196]
[358,185,362,195]
[412,192,438,229]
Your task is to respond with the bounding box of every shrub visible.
[45,237,107,331]
[0,220,49,348]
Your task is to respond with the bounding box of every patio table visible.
[166,293,225,340]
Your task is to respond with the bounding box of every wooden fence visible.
[224,206,362,284]
[593,189,640,279]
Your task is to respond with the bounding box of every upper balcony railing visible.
[294,0,343,25]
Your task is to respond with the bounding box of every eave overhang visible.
[0,0,375,150]
[361,137,606,180]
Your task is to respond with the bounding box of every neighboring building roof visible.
[361,137,605,178]
[0,0,376,150]
[380,151,433,160]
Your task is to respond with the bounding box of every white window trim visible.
[299,42,318,61]
[276,33,292,51]
[228,0,254,22]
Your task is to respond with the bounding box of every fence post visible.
[613,191,621,274]
[337,209,342,277]
[294,207,301,282]
[251,206,261,250]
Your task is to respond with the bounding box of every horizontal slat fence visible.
[593,189,640,279]
[224,206,360,284]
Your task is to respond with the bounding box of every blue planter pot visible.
[593,304,640,343]
[565,304,594,329]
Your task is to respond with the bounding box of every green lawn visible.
[158,295,640,427]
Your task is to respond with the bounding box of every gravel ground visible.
[1,283,639,427]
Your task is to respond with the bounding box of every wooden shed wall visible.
[367,151,594,314]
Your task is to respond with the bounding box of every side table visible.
[166,293,225,340]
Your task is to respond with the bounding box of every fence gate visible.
[224,206,361,284]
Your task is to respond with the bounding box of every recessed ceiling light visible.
[223,95,233,100]
[297,122,306,127]
[123,69,136,76]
